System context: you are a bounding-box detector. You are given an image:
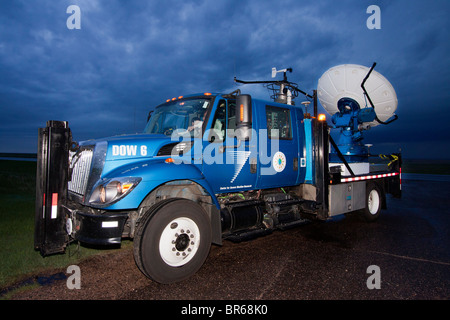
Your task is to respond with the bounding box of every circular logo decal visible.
[272,151,286,172]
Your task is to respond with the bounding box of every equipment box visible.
[328,181,366,216]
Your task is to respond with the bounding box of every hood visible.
[79,133,181,161]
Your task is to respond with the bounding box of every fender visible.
[100,159,219,210]
[136,179,222,245]
[100,159,222,245]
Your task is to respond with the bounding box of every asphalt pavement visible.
[125,178,449,300]
[9,178,449,313]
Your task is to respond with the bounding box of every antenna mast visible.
[234,67,313,106]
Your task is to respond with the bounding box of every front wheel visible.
[134,198,212,284]
[362,183,382,222]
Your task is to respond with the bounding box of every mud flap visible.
[34,120,72,256]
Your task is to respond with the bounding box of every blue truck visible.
[34,64,401,283]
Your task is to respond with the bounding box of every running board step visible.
[276,219,310,231]
[225,228,272,243]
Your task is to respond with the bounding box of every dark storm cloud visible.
[0,0,449,158]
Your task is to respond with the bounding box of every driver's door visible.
[201,98,257,193]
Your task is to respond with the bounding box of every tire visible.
[133,198,212,284]
[362,182,382,222]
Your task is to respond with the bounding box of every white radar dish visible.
[317,64,398,127]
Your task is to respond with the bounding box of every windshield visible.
[144,97,211,137]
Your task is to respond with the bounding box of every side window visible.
[209,100,226,142]
[266,105,292,139]
[227,100,236,136]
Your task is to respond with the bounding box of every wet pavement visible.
[124,179,449,300]
[11,179,449,307]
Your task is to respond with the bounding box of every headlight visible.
[89,177,141,206]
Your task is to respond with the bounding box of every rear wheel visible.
[362,183,382,222]
[134,198,212,284]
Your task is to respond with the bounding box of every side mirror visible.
[235,94,252,140]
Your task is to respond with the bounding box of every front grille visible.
[68,148,94,196]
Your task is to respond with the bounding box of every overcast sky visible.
[0,0,449,159]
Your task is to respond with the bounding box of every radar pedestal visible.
[317,63,398,173]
